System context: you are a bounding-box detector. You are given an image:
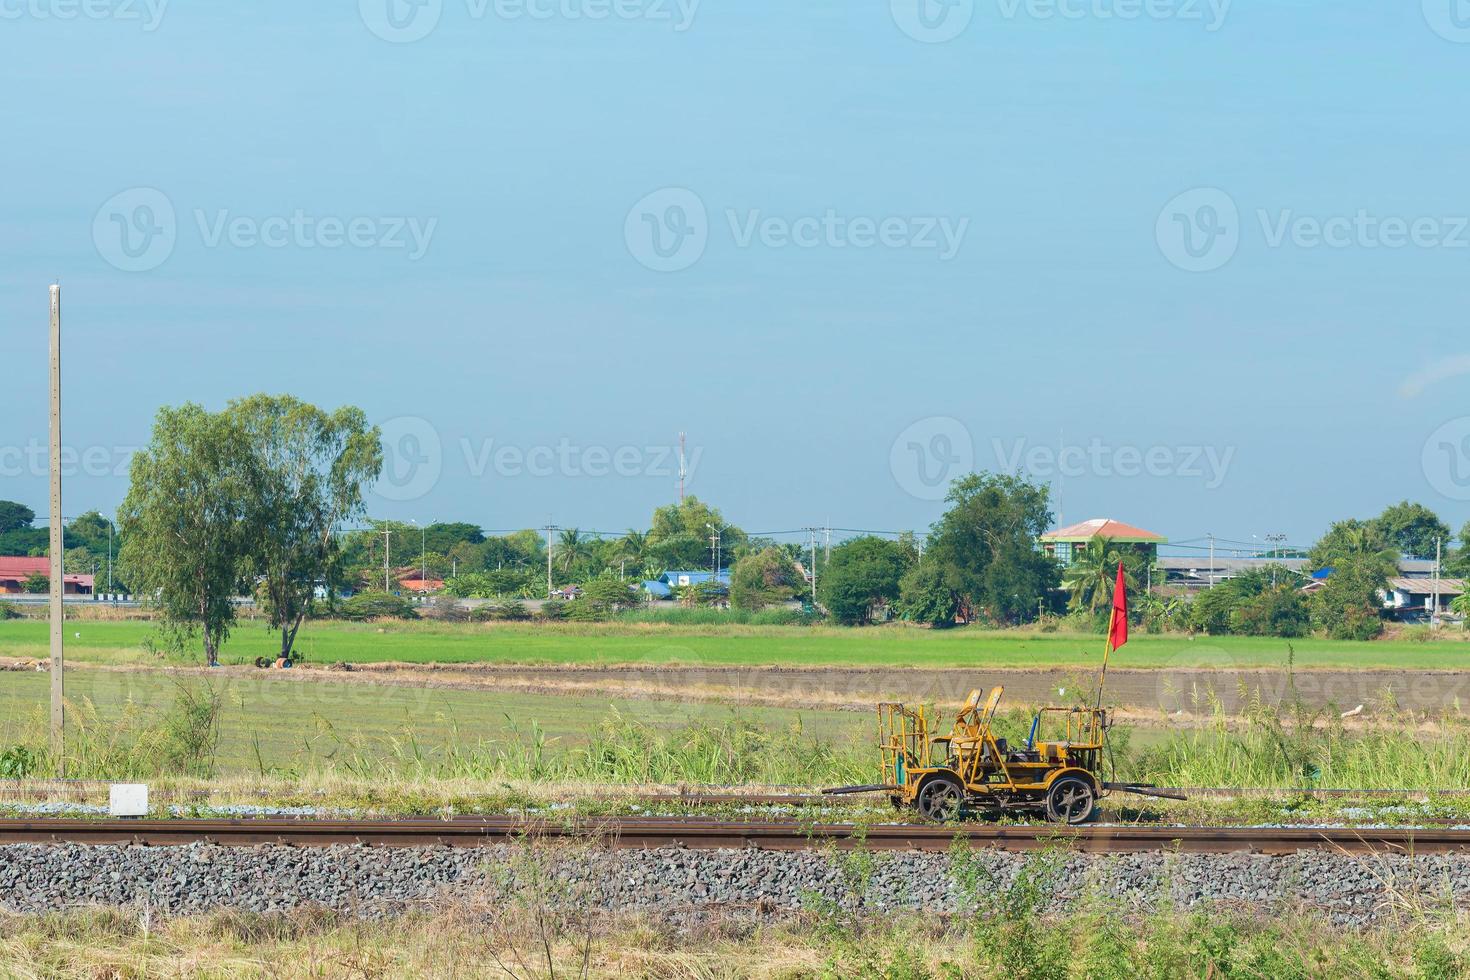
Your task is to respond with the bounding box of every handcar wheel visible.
[1045,776,1097,825]
[917,777,964,823]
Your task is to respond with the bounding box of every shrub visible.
[0,600,20,620]
[0,745,39,778]
[338,591,419,621]
[575,579,639,615]
[538,601,568,621]
[729,547,803,611]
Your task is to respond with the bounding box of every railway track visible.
[7,782,1470,807]
[3,816,1470,854]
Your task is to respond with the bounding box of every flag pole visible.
[1096,605,1114,711]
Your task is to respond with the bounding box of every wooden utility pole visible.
[48,284,64,765]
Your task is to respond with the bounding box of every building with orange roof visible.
[1039,518,1166,567]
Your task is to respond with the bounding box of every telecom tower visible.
[678,432,688,502]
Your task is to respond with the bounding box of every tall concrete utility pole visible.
[807,528,818,606]
[544,525,559,599]
[48,284,64,763]
[382,530,392,592]
[1433,536,1442,628]
[1207,533,1216,588]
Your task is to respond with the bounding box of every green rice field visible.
[0,618,1466,670]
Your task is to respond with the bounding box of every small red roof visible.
[1041,518,1166,543]
[398,578,444,593]
[0,557,94,587]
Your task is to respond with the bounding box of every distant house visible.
[1382,577,1464,616]
[398,577,445,594]
[641,570,731,600]
[0,557,93,595]
[1039,519,1166,567]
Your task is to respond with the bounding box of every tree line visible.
[4,396,1468,660]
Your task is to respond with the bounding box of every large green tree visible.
[118,405,252,665]
[1369,501,1450,562]
[818,536,915,624]
[646,496,746,570]
[228,395,382,660]
[911,472,1059,625]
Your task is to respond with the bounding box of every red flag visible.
[1107,562,1128,652]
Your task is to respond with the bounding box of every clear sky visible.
[2,0,1468,552]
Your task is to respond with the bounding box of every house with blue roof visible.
[641,569,731,599]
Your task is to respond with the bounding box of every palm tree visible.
[557,528,587,573]
[1062,538,1140,614]
[617,529,649,565]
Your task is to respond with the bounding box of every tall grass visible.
[1,685,223,780]
[308,709,873,788]
[3,899,1465,979]
[1129,696,1470,791]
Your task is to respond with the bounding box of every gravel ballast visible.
[2,843,1468,927]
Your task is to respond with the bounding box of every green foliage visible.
[229,394,383,659]
[1310,559,1387,640]
[1369,500,1450,561]
[818,536,914,624]
[1309,518,1399,578]
[729,547,804,610]
[469,599,531,622]
[1188,569,1309,637]
[118,404,256,665]
[339,591,419,621]
[571,579,639,619]
[953,845,1071,978]
[896,557,960,627]
[1232,586,1311,637]
[1061,538,1143,615]
[119,397,381,665]
[645,496,746,570]
[676,579,728,607]
[21,572,48,594]
[917,472,1059,625]
[0,600,19,620]
[442,568,538,599]
[0,745,39,778]
[0,500,35,535]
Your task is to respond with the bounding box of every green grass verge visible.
[2,618,1466,669]
[0,670,862,778]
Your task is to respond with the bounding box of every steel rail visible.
[3,817,1470,854]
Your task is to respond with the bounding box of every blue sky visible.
[3,0,1469,552]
